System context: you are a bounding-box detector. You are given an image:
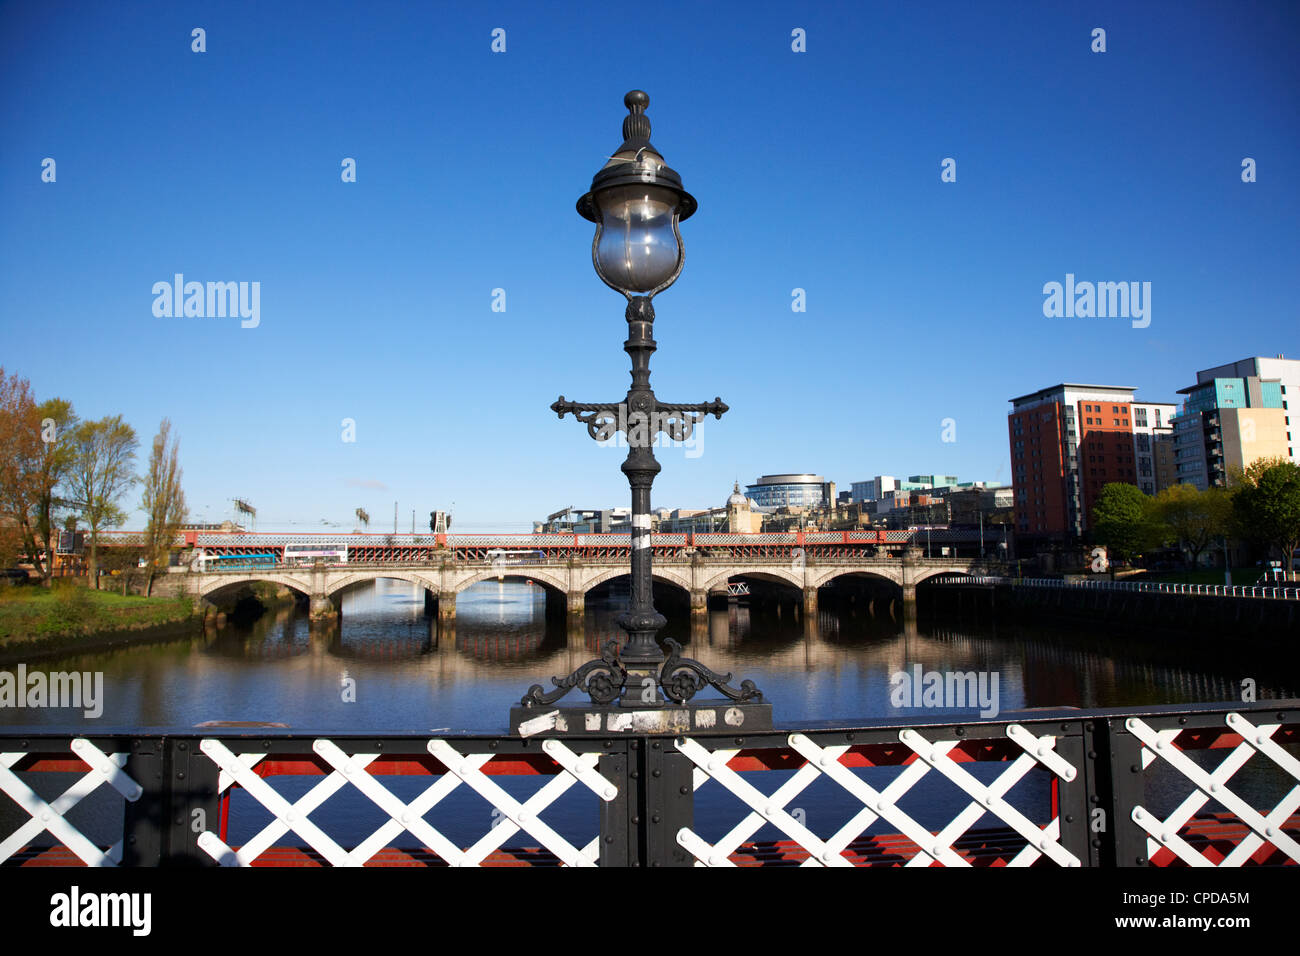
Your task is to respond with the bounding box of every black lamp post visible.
[513,91,767,732]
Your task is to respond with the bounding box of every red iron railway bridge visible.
[96,529,986,562]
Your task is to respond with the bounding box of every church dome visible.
[727,482,748,507]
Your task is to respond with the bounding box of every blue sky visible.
[2,1,1297,532]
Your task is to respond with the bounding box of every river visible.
[1,578,1292,731]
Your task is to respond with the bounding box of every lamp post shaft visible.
[618,296,667,701]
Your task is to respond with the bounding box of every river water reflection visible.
[2,579,1294,731]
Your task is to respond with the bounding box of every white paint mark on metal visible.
[518,711,561,737]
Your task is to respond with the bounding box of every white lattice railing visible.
[1126,713,1300,866]
[195,737,616,867]
[674,725,1082,867]
[0,738,141,867]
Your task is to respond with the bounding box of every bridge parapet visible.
[6,699,1295,867]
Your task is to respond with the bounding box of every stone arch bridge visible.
[158,554,983,623]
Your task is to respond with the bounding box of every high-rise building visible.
[1171,356,1298,489]
[1130,402,1177,496]
[1008,384,1174,541]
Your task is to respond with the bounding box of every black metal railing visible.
[1,700,1296,867]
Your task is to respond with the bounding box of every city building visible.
[849,475,956,502]
[1171,355,1298,489]
[1008,383,1174,542]
[850,477,898,503]
[648,485,766,534]
[535,508,631,533]
[907,474,960,491]
[745,474,834,510]
[875,491,948,529]
[947,487,1016,528]
[1130,402,1178,496]
[725,483,763,533]
[849,480,877,503]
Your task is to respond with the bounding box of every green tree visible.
[100,544,148,597]
[0,371,80,584]
[1090,483,1156,562]
[1231,457,1300,575]
[141,419,187,596]
[1152,482,1232,569]
[31,398,80,585]
[0,520,24,571]
[66,416,139,589]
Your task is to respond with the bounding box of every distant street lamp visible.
[515,91,765,724]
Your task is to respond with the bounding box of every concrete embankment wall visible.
[926,583,1299,643]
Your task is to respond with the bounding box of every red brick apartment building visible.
[1008,384,1175,545]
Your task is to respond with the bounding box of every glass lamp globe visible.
[578,90,696,298]
[592,182,682,294]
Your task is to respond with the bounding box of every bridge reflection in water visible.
[5,576,1294,735]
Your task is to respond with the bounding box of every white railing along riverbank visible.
[935,575,1300,601]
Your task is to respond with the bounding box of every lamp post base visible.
[511,700,773,737]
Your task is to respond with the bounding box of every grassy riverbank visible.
[0,581,196,651]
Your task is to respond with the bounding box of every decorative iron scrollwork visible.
[551,397,729,445]
[552,398,622,442]
[658,639,764,704]
[520,640,628,707]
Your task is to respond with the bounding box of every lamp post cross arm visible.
[551,397,728,444]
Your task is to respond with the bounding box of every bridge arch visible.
[700,567,804,594]
[912,567,980,586]
[453,567,570,596]
[325,570,440,598]
[583,567,692,597]
[809,567,903,590]
[197,573,313,601]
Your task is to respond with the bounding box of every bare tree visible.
[66,416,139,589]
[355,507,370,528]
[141,419,187,596]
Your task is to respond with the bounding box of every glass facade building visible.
[745,474,830,509]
